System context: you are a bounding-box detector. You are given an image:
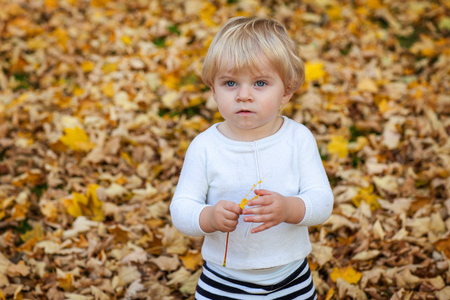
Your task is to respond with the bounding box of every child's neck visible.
[218,116,284,142]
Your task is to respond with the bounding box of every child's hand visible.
[242,189,305,234]
[200,200,242,233]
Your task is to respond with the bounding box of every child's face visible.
[212,57,293,140]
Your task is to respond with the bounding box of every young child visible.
[170,17,333,299]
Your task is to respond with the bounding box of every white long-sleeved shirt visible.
[170,116,334,270]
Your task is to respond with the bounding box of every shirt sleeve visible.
[296,128,334,226]
[169,137,210,237]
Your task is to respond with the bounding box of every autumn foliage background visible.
[0,0,449,299]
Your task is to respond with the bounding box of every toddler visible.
[170,16,334,299]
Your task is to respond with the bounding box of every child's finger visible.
[254,189,271,196]
[247,194,271,207]
[250,222,271,234]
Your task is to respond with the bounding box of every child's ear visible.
[210,86,218,102]
[282,89,293,104]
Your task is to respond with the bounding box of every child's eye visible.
[255,81,266,87]
[225,81,237,87]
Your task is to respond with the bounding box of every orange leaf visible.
[434,237,450,258]
[180,251,203,270]
[58,273,74,291]
[325,288,335,300]
[330,266,362,284]
[91,0,111,8]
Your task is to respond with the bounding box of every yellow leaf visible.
[60,127,95,152]
[327,135,348,158]
[330,266,362,284]
[64,192,86,217]
[121,35,132,45]
[348,136,368,152]
[239,198,248,210]
[63,184,103,221]
[102,63,117,74]
[26,37,49,50]
[52,28,69,50]
[200,2,217,27]
[87,184,103,222]
[224,180,262,267]
[11,203,28,221]
[20,223,44,243]
[366,0,381,9]
[162,73,179,89]
[325,288,334,300]
[352,185,380,211]
[305,61,326,82]
[81,61,94,73]
[101,82,115,98]
[377,98,390,113]
[120,152,133,165]
[18,223,45,252]
[239,180,262,209]
[73,86,84,96]
[327,6,342,21]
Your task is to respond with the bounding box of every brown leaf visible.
[150,255,180,272]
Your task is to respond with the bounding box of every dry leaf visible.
[330,266,362,284]
[180,250,203,270]
[336,278,368,299]
[352,250,380,261]
[0,1,448,298]
[167,267,191,286]
[311,243,333,266]
[60,127,95,152]
[150,255,180,272]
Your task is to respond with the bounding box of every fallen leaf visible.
[336,278,368,299]
[180,250,203,270]
[305,61,326,82]
[60,127,95,152]
[327,135,348,158]
[352,250,380,261]
[179,268,202,295]
[150,255,180,272]
[357,77,378,93]
[7,261,30,277]
[167,267,191,286]
[330,266,362,284]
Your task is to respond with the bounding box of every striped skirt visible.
[195,259,317,299]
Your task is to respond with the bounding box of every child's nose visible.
[236,85,253,102]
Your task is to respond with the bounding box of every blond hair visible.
[202,17,305,94]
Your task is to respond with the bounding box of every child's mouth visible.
[237,109,253,114]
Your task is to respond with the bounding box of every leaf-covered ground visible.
[0,0,449,299]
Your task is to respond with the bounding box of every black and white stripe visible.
[195,259,317,300]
